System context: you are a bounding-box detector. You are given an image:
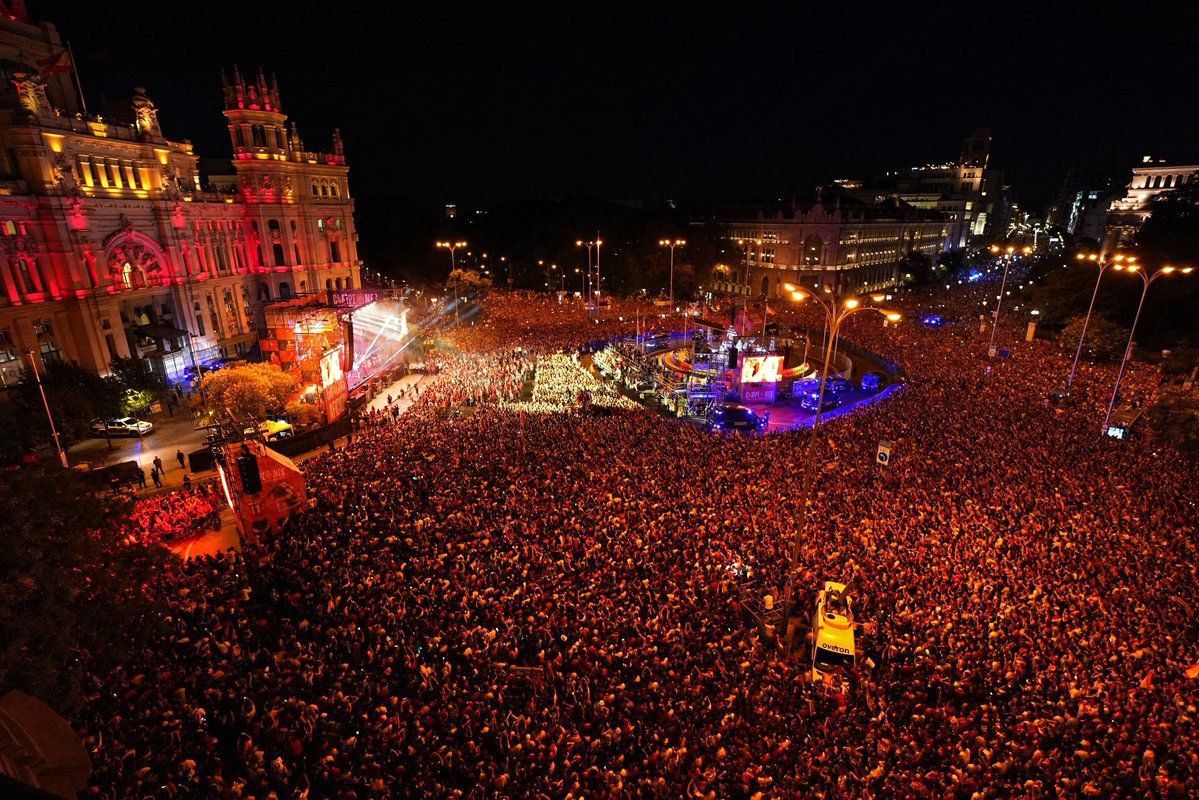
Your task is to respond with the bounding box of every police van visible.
[811,581,856,682]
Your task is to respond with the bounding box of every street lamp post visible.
[436,240,467,324]
[577,238,602,304]
[1102,263,1193,433]
[24,350,69,468]
[776,287,901,642]
[595,236,603,301]
[984,244,1030,356]
[1066,252,1132,388]
[659,238,686,309]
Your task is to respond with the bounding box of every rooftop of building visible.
[718,190,947,225]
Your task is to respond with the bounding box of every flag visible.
[37,49,72,75]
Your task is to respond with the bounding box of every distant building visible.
[1103,156,1199,254]
[0,2,359,386]
[721,194,948,297]
[1045,168,1119,243]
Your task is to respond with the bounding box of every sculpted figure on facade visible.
[51,152,83,198]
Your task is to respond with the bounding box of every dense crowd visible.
[118,482,224,548]
[74,286,1199,798]
[503,353,641,414]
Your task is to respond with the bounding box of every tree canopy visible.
[1058,314,1128,362]
[0,469,167,712]
[200,362,298,425]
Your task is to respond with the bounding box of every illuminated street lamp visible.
[436,240,468,324]
[984,243,1032,356]
[732,235,763,310]
[777,289,901,642]
[1065,251,1134,388]
[577,238,603,303]
[659,238,686,309]
[1102,263,1193,434]
[435,240,467,270]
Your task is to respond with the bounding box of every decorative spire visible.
[331,128,344,157]
[288,122,304,154]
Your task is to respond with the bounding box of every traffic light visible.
[236,447,262,494]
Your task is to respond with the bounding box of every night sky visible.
[33,1,1199,210]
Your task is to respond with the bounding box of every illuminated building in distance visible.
[724,195,948,296]
[1103,156,1199,254]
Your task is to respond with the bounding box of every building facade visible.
[847,128,1001,251]
[725,197,948,297]
[1102,157,1199,255]
[0,2,359,386]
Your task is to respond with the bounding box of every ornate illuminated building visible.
[0,1,359,386]
[724,195,948,297]
[1102,156,1199,255]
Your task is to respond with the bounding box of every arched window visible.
[311,181,319,196]
[330,240,341,262]
[330,183,340,198]
[320,182,329,197]
[760,275,769,295]
[299,280,307,293]
[325,278,333,290]
[334,277,343,290]
[268,219,285,266]
[106,235,164,289]
[17,255,37,293]
[257,283,270,301]
[279,282,291,299]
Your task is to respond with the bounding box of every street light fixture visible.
[436,240,468,324]
[23,350,69,469]
[1102,262,1193,433]
[435,240,467,270]
[776,291,901,642]
[984,242,1032,356]
[659,238,686,309]
[1065,251,1132,388]
[577,238,603,304]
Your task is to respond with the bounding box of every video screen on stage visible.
[320,347,343,388]
[740,355,782,384]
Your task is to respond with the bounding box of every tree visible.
[1146,388,1199,454]
[0,361,123,464]
[899,251,934,287]
[108,356,169,415]
[1058,314,1128,361]
[446,268,492,300]
[936,250,965,278]
[1160,347,1199,378]
[0,468,167,712]
[200,362,298,425]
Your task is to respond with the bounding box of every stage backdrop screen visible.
[741,355,782,384]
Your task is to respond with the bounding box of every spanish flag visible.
[37,48,72,75]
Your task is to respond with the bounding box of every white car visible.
[91,417,154,437]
